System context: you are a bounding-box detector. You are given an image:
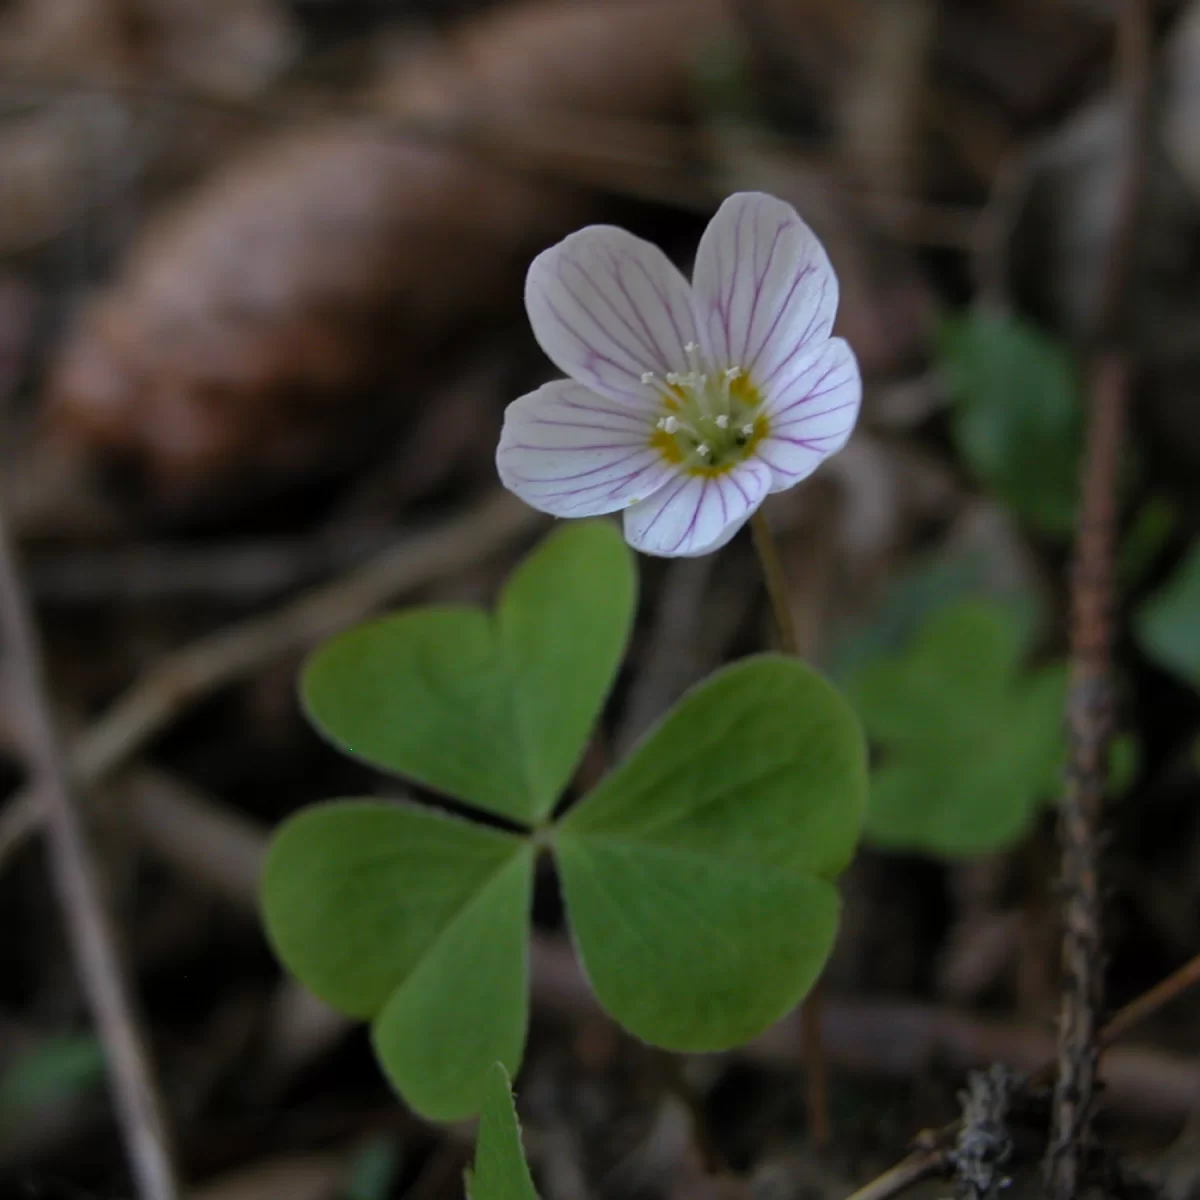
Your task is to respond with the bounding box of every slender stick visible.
[841,942,1200,1200]
[1028,943,1200,1091]
[1046,5,1149,1196]
[1101,949,1200,1048]
[0,490,543,875]
[841,1145,947,1200]
[749,507,831,1147]
[1048,355,1125,1200]
[0,507,181,1199]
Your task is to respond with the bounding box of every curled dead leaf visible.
[47,0,732,499]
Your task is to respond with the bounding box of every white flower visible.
[496,192,861,557]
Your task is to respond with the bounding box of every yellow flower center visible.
[642,349,768,476]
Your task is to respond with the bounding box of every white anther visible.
[665,372,681,385]
[715,414,729,428]
[640,372,655,384]
[655,415,679,434]
[684,341,699,353]
[696,443,711,457]
[724,366,743,381]
[741,423,755,436]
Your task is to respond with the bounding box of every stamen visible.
[684,341,699,353]
[724,367,743,381]
[662,416,679,433]
[665,372,682,385]
[696,443,711,458]
[640,371,656,384]
[741,423,755,436]
[715,415,729,429]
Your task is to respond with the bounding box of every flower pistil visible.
[644,349,768,475]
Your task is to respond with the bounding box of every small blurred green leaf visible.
[690,32,761,124]
[1107,733,1139,797]
[555,657,867,1050]
[829,549,1042,683]
[849,600,1067,856]
[262,801,532,1121]
[464,1064,539,1200]
[1136,543,1200,687]
[343,1136,402,1200]
[0,1035,104,1120]
[939,311,1082,537]
[301,520,635,824]
[1120,495,1176,589]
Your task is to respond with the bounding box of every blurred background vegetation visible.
[2,0,1200,1197]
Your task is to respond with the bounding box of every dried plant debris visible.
[0,0,298,98]
[45,0,732,498]
[950,1064,1018,1200]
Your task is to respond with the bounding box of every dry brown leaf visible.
[146,0,298,100]
[0,0,297,97]
[0,0,298,255]
[47,0,734,495]
[0,100,142,254]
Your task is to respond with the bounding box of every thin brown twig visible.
[749,507,830,1148]
[0,508,181,1199]
[1048,351,1126,1199]
[840,1145,947,1200]
[1028,945,1200,1092]
[0,778,43,862]
[0,490,544,873]
[1101,950,1200,1047]
[1046,3,1151,1195]
[25,528,395,604]
[840,942,1200,1200]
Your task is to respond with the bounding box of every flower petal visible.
[623,459,772,558]
[496,379,676,517]
[755,338,861,492]
[525,225,703,403]
[692,192,838,385]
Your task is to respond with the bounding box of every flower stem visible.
[748,508,831,1148]
[750,509,799,654]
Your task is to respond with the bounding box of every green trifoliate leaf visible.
[372,849,531,1122]
[464,1064,539,1200]
[939,311,1082,537]
[554,656,867,1051]
[261,801,532,1120]
[300,520,635,824]
[1136,542,1200,687]
[849,600,1067,857]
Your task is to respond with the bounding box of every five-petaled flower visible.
[496,191,861,557]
